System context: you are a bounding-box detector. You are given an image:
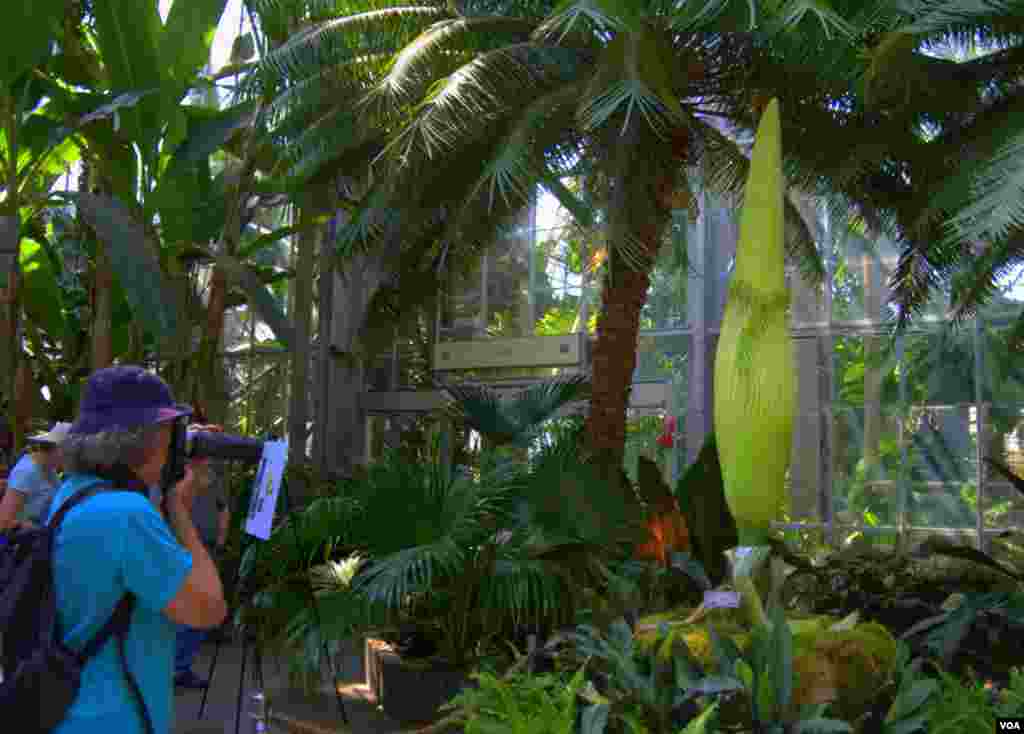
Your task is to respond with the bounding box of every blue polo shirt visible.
[46,474,194,734]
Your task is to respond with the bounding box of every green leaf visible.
[237,223,308,259]
[580,703,609,734]
[18,237,66,342]
[43,88,161,154]
[161,0,229,86]
[217,255,295,347]
[2,0,63,88]
[66,192,181,346]
[768,603,793,715]
[156,103,254,245]
[887,679,939,721]
[792,720,853,734]
[163,102,258,173]
[91,0,167,155]
[680,701,719,733]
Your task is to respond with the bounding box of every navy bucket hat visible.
[71,366,193,436]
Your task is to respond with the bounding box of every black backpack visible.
[0,481,154,734]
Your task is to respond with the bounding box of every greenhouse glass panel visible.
[532,224,588,336]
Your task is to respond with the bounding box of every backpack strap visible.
[46,480,115,531]
[48,480,155,734]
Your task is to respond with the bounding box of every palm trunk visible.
[584,123,680,471]
[193,263,230,421]
[287,199,320,499]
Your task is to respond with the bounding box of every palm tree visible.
[243,0,847,472]
[726,0,1024,339]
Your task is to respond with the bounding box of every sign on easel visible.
[244,439,288,541]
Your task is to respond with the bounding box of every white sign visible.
[244,439,288,540]
[703,591,741,609]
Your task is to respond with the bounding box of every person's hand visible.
[188,423,225,433]
[169,458,211,510]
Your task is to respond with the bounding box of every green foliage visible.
[18,237,66,343]
[60,192,182,348]
[442,666,588,734]
[924,669,1003,734]
[674,435,738,588]
[2,0,63,89]
[438,373,591,448]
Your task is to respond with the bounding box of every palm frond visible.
[447,82,585,216]
[352,538,465,609]
[438,373,591,446]
[576,29,684,140]
[367,16,539,116]
[534,0,637,40]
[889,92,1024,320]
[949,231,1024,321]
[524,432,645,545]
[479,557,577,629]
[671,0,759,33]
[946,123,1024,247]
[375,43,587,166]
[897,0,1024,48]
[767,0,859,39]
[262,6,449,82]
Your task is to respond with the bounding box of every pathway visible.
[174,637,405,734]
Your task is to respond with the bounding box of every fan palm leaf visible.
[437,372,591,446]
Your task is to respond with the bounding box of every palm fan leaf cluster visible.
[243,0,858,319]
[717,0,1024,332]
[436,372,591,446]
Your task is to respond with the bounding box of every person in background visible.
[0,422,70,532]
[172,412,232,690]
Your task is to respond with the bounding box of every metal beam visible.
[360,380,670,415]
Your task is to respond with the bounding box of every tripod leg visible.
[234,635,250,734]
[197,630,224,719]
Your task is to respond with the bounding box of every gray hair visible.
[61,424,165,475]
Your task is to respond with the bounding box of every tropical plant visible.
[240,417,650,680]
[240,0,851,475]
[724,0,1024,342]
[437,372,590,448]
[440,666,590,734]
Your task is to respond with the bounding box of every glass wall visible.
[383,182,1024,548]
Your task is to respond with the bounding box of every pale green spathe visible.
[713,98,796,545]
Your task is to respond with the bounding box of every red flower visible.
[656,415,677,448]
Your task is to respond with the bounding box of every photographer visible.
[45,366,227,734]
[0,422,70,532]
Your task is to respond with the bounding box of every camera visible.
[161,418,266,490]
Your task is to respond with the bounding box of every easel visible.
[196,458,349,733]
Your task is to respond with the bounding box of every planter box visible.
[365,638,470,724]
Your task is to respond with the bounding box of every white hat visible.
[27,422,72,446]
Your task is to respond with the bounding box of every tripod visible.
[196,460,349,733]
